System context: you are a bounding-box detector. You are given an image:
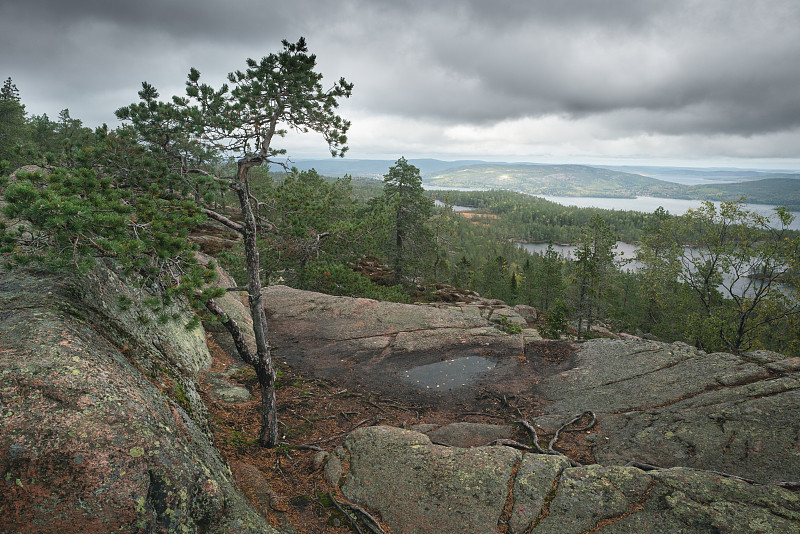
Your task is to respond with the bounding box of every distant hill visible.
[599,165,800,183]
[423,163,800,209]
[424,163,686,198]
[687,178,800,209]
[288,159,800,209]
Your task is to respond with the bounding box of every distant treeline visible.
[427,189,652,243]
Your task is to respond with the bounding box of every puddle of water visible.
[403,357,496,391]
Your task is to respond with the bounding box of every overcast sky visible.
[3,0,800,169]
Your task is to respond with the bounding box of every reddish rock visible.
[0,265,275,533]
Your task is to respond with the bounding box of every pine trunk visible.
[235,160,278,447]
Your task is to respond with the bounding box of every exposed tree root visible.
[328,492,389,534]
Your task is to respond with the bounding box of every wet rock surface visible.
[0,265,276,533]
[4,264,798,533]
[265,286,800,483]
[263,285,528,405]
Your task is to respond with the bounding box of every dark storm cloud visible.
[2,0,800,161]
[343,0,800,135]
[0,0,340,124]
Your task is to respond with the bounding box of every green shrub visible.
[300,260,409,303]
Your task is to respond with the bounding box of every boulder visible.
[340,426,800,534]
[0,264,276,533]
[488,306,528,329]
[513,304,538,323]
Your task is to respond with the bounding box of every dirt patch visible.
[200,331,592,533]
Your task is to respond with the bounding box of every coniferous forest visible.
[2,68,799,362]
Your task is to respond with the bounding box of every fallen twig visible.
[300,417,377,446]
[364,400,383,411]
[486,438,534,451]
[280,442,324,452]
[459,411,507,420]
[376,399,414,411]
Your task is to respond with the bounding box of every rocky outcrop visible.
[263,285,526,402]
[264,286,800,485]
[261,286,800,531]
[0,263,276,533]
[533,339,800,483]
[340,426,800,534]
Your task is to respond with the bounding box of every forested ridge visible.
[2,57,800,375]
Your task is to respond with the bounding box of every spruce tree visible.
[0,77,27,167]
[379,157,433,284]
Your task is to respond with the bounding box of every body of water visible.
[403,357,496,391]
[519,241,640,271]
[433,199,473,212]
[518,242,788,298]
[537,195,800,231]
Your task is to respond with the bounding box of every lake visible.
[433,199,474,212]
[537,195,800,231]
[518,242,786,298]
[427,184,800,230]
[519,241,639,270]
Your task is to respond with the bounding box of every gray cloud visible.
[2,0,800,165]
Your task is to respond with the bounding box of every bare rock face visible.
[263,285,525,403]
[340,426,800,534]
[533,339,800,484]
[261,285,800,532]
[263,286,800,485]
[0,264,276,533]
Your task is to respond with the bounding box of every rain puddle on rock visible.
[403,357,496,391]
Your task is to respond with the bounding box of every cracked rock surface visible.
[264,287,800,531]
[342,426,800,534]
[534,339,800,483]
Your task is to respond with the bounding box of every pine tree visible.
[573,215,617,339]
[116,38,352,447]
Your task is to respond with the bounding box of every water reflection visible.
[403,357,496,391]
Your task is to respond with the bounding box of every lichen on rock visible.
[0,264,276,533]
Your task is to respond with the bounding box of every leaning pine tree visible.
[116,38,353,447]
